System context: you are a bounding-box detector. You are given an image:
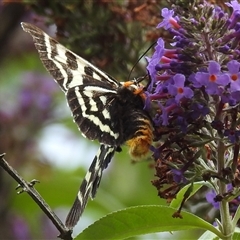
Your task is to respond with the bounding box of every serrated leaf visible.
[75,205,223,240]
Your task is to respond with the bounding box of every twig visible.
[0,153,73,240]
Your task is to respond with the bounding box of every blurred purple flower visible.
[190,103,209,120]
[171,169,187,184]
[226,0,240,12]
[0,71,59,167]
[11,215,31,240]
[18,72,57,119]
[157,8,180,30]
[224,129,240,143]
[206,189,220,209]
[41,214,58,239]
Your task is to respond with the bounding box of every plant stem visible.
[0,154,73,240]
[217,141,233,240]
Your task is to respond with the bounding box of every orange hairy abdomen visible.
[126,123,153,159]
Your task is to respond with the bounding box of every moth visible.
[21,22,153,228]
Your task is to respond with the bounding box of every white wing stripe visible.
[75,87,119,139]
[42,31,70,90]
[83,85,117,94]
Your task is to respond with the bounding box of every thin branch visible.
[0,153,73,240]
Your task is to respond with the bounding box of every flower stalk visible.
[218,141,233,239]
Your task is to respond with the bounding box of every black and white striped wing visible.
[20,22,154,230]
[21,22,120,92]
[65,144,115,228]
[21,22,121,145]
[67,83,122,145]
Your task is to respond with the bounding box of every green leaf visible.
[198,230,219,240]
[75,205,223,240]
[170,181,205,209]
[232,205,240,228]
[233,228,240,240]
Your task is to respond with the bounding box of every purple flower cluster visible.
[206,183,240,218]
[0,72,58,166]
[148,1,240,206]
[147,3,240,128]
[0,72,59,238]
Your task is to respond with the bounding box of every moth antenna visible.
[127,41,157,81]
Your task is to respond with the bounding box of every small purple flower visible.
[146,38,165,90]
[171,169,187,184]
[206,189,220,209]
[190,103,209,120]
[224,129,240,143]
[194,61,230,95]
[167,74,193,103]
[229,91,240,102]
[156,101,178,126]
[157,8,180,30]
[226,0,240,12]
[176,116,188,133]
[227,60,240,92]
[156,103,169,126]
[211,119,224,131]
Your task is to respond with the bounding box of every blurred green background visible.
[0,1,217,239]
